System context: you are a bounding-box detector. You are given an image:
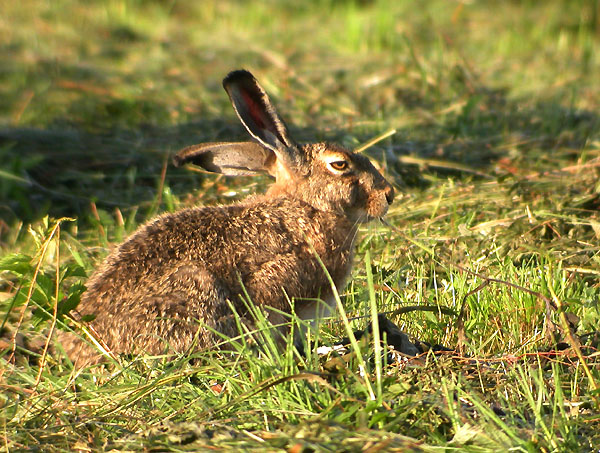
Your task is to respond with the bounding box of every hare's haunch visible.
[60,70,394,366]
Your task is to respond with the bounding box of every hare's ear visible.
[173,142,275,176]
[223,70,302,168]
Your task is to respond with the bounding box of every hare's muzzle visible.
[364,180,394,220]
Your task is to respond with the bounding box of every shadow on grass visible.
[1,85,599,225]
[389,86,599,173]
[0,118,243,224]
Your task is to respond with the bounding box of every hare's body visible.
[60,71,394,366]
[63,194,356,364]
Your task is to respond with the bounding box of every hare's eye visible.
[329,161,349,172]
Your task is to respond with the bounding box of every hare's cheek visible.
[347,184,360,209]
[348,185,375,221]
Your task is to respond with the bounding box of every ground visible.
[1,1,599,451]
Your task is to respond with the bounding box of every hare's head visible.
[174,70,394,223]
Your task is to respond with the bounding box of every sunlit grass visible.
[1,0,600,451]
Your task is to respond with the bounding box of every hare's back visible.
[83,199,312,298]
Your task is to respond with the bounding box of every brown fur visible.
[59,71,394,366]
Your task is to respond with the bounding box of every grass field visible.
[1,0,600,451]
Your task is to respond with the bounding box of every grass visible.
[1,0,600,450]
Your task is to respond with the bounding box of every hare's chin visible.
[366,206,389,221]
[362,211,386,223]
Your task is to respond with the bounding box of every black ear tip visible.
[223,69,255,88]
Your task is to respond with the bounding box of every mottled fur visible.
[59,71,394,366]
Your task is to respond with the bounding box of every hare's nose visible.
[384,185,395,205]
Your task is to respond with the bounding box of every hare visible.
[60,70,395,366]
